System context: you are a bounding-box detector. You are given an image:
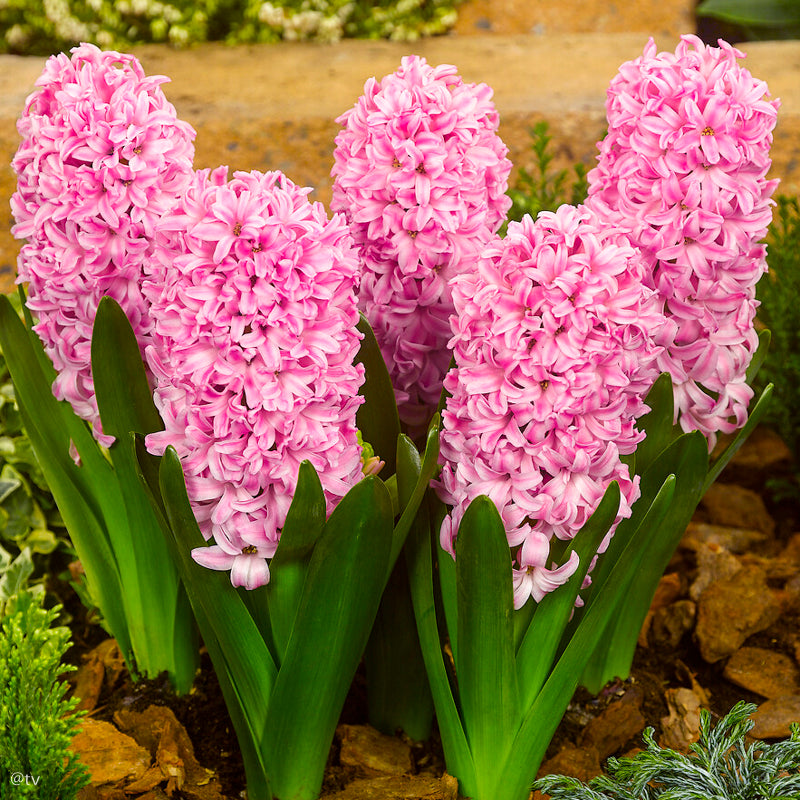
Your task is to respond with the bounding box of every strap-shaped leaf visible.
[188,599,273,800]
[355,313,400,476]
[516,481,620,709]
[92,296,163,437]
[455,495,519,791]
[406,492,476,791]
[0,294,131,659]
[271,462,326,562]
[367,429,436,741]
[262,475,393,800]
[157,447,276,744]
[266,461,327,665]
[575,430,707,692]
[633,373,676,475]
[132,455,272,800]
[365,554,434,742]
[697,0,800,27]
[391,415,440,568]
[501,476,678,800]
[92,297,197,691]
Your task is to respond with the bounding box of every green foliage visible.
[0,591,89,799]
[504,121,589,229]
[233,0,460,43]
[535,701,800,800]
[756,196,800,455]
[0,546,44,617]
[697,0,800,41]
[0,309,66,563]
[0,0,462,54]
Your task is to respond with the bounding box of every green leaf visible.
[578,431,708,692]
[0,477,21,504]
[500,477,678,800]
[262,475,394,800]
[634,373,677,475]
[266,461,327,665]
[92,296,197,692]
[515,481,620,709]
[365,554,434,741]
[0,294,132,662]
[157,446,277,752]
[367,429,436,741]
[697,0,800,27]
[0,546,35,602]
[355,314,400,476]
[391,415,440,568]
[91,296,163,438]
[406,492,476,792]
[271,462,326,562]
[455,496,519,795]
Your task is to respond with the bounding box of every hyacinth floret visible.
[586,35,779,450]
[11,42,195,446]
[143,167,365,589]
[331,54,512,430]
[437,205,667,608]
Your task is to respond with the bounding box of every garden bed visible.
[61,425,800,799]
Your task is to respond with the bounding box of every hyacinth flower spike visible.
[0,44,198,692]
[115,166,441,800]
[406,192,773,800]
[332,54,511,739]
[578,34,777,692]
[332,54,512,436]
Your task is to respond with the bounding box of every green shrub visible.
[0,591,89,799]
[755,195,800,456]
[536,701,800,800]
[504,120,589,230]
[0,0,462,54]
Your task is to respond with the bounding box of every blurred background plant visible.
[503,121,588,231]
[753,195,800,498]
[0,0,463,53]
[0,293,66,571]
[696,0,800,42]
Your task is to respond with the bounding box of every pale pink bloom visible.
[143,168,365,589]
[586,35,779,449]
[11,43,195,446]
[332,55,511,431]
[437,205,668,608]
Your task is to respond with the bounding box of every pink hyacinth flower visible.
[11,43,195,447]
[143,167,365,590]
[586,35,779,450]
[332,54,512,432]
[437,205,668,608]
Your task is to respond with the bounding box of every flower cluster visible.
[332,55,511,431]
[437,205,667,608]
[143,167,365,589]
[10,42,195,445]
[586,35,780,449]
